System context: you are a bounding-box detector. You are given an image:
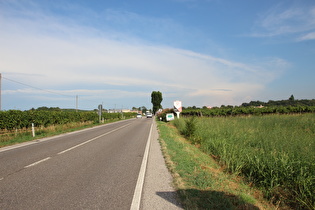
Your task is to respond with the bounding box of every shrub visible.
[184,117,196,137]
[175,117,201,145]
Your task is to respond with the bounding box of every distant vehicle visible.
[146,112,153,118]
[136,113,142,119]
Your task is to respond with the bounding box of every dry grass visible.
[0,121,94,147]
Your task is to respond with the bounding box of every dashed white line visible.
[0,121,134,181]
[24,157,51,168]
[58,123,131,155]
[17,123,131,170]
[57,139,94,155]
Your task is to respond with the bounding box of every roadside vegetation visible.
[157,113,315,209]
[157,120,273,209]
[0,109,137,147]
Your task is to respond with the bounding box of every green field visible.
[173,114,315,209]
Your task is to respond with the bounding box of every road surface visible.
[0,118,152,209]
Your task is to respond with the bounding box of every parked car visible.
[146,112,153,118]
[136,113,142,119]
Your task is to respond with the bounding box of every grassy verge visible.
[0,119,121,148]
[157,121,274,209]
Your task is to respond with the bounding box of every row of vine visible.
[0,110,136,130]
[181,105,315,117]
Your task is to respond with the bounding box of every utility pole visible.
[76,95,78,112]
[0,73,2,111]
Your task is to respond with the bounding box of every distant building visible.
[130,110,142,114]
[107,109,130,113]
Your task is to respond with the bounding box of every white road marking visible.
[58,123,131,155]
[0,119,135,154]
[130,122,153,210]
[24,157,51,168]
[57,139,94,155]
[1,122,133,180]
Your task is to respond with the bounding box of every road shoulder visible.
[141,120,183,209]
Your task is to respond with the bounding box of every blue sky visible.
[1,0,315,110]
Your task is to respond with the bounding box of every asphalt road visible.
[0,118,153,210]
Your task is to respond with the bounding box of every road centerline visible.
[57,123,131,155]
[24,157,51,168]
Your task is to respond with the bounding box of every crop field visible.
[0,110,137,130]
[173,114,315,209]
[0,110,137,147]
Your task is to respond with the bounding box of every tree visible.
[289,94,295,101]
[141,106,147,114]
[132,107,138,111]
[151,91,163,114]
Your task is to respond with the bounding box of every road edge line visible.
[130,121,153,210]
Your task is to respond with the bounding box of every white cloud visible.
[251,4,315,39]
[0,1,289,109]
[297,31,315,41]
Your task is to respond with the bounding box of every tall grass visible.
[173,114,315,209]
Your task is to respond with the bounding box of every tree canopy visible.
[151,91,163,114]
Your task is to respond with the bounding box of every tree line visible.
[179,95,315,117]
[241,95,315,107]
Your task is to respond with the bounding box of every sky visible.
[0,0,315,110]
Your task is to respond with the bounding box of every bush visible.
[174,117,201,145]
[184,117,196,138]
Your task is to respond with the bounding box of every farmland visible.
[181,105,315,117]
[0,110,137,130]
[172,114,315,209]
[0,110,136,147]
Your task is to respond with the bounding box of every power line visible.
[2,76,74,97]
[1,75,103,110]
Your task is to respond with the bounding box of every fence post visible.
[32,123,35,137]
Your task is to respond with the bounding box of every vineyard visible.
[172,114,315,209]
[0,110,137,131]
[181,105,315,117]
[0,110,137,147]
